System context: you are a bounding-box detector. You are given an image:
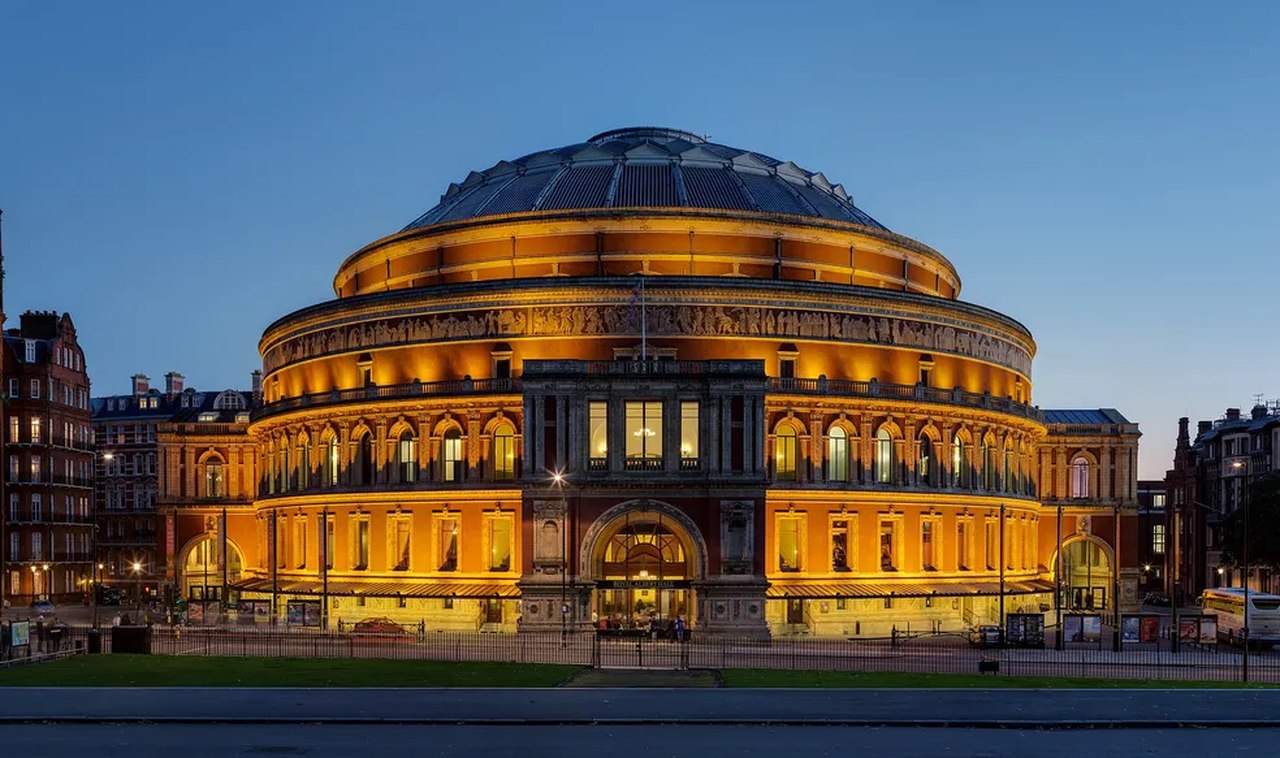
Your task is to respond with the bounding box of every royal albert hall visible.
[165,127,1143,637]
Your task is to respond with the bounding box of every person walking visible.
[674,615,686,644]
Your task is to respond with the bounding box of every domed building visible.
[159,128,1142,638]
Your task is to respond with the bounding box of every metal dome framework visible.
[402,127,887,231]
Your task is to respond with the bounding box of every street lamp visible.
[131,561,143,622]
[550,470,569,645]
[93,562,104,628]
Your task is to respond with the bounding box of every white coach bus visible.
[1199,588,1280,647]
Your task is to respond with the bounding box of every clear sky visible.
[2,1,1276,479]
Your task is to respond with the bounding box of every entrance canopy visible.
[767,579,1054,599]
[229,578,519,599]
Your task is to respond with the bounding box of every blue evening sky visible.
[2,1,1276,478]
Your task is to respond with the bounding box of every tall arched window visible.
[298,440,310,490]
[493,422,515,480]
[1071,456,1090,499]
[397,430,418,483]
[982,440,997,490]
[874,428,894,484]
[325,437,339,487]
[1004,446,1015,492]
[442,428,463,482]
[951,434,965,487]
[204,459,224,498]
[280,446,291,492]
[354,433,373,485]
[775,425,797,481]
[918,432,933,486]
[827,427,848,482]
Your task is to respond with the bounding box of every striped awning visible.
[766,579,1054,600]
[229,578,520,599]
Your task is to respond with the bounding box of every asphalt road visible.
[3,688,1280,726]
[0,724,1274,757]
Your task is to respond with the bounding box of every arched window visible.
[951,434,966,487]
[204,458,224,498]
[775,425,797,481]
[325,437,339,487]
[442,428,463,482]
[354,433,373,485]
[397,430,418,483]
[827,427,848,482]
[298,440,310,490]
[982,440,997,490]
[1071,456,1090,499]
[280,446,291,492]
[918,432,933,486]
[874,428,894,484]
[1004,446,1015,492]
[493,422,515,480]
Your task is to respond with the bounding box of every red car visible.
[351,617,409,637]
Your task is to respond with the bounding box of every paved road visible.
[0,724,1273,757]
[2,688,1280,726]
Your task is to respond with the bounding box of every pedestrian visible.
[675,615,686,644]
[112,613,122,627]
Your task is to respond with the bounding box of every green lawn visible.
[0,655,582,687]
[721,668,1278,689]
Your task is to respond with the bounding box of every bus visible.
[1199,588,1280,647]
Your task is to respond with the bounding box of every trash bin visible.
[87,629,103,654]
[111,625,152,655]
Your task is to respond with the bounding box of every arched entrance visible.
[180,536,244,601]
[583,502,705,630]
[1057,537,1112,611]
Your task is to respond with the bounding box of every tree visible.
[1220,471,1280,571]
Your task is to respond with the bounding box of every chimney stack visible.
[1197,420,1212,435]
[1252,404,1268,421]
[1225,407,1241,422]
[164,371,185,396]
[251,370,263,404]
[1177,416,1190,443]
[131,373,150,396]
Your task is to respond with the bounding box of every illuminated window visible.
[625,401,663,470]
[442,428,463,482]
[298,441,310,489]
[827,427,848,482]
[918,433,932,486]
[204,460,224,498]
[8,416,18,443]
[30,456,40,482]
[778,516,802,572]
[390,516,411,571]
[280,447,290,492]
[589,402,608,462]
[325,438,339,487]
[351,516,370,570]
[398,431,418,483]
[29,417,41,444]
[1152,524,1166,555]
[435,514,459,571]
[775,425,797,481]
[830,518,850,571]
[493,422,515,480]
[487,513,512,572]
[680,401,699,463]
[874,428,894,484]
[879,520,897,571]
[1071,457,1090,498]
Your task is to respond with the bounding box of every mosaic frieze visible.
[263,304,1032,375]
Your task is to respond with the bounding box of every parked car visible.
[97,587,123,606]
[1143,592,1172,607]
[351,617,409,637]
[969,624,1003,648]
[30,599,55,615]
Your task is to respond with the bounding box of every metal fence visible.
[8,622,1280,683]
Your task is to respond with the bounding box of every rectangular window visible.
[779,357,796,379]
[985,520,998,571]
[1152,493,1166,509]
[957,521,970,570]
[8,456,16,481]
[879,520,896,571]
[494,358,511,380]
[7,493,16,521]
[778,517,801,572]
[32,494,42,522]
[1152,524,1166,555]
[830,519,850,571]
[487,514,512,572]
[435,515,459,571]
[921,520,936,570]
[625,400,663,470]
[324,515,335,570]
[589,401,608,465]
[294,517,307,569]
[24,340,35,363]
[679,401,699,464]
[30,456,40,482]
[30,379,40,399]
[7,378,17,398]
[390,516,411,571]
[442,433,462,482]
[276,517,288,570]
[352,517,370,570]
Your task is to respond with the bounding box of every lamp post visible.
[551,470,569,645]
[1055,502,1064,650]
[92,562,104,628]
[130,561,142,622]
[1230,460,1249,682]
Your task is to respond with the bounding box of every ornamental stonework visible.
[263,303,1032,376]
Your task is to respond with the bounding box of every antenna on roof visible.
[702,133,712,142]
[1253,393,1264,406]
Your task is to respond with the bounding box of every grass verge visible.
[720,668,1278,689]
[0,655,582,687]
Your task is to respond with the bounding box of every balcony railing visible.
[253,377,521,421]
[769,377,1046,423]
[525,359,766,378]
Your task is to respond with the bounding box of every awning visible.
[228,577,520,599]
[766,579,1055,600]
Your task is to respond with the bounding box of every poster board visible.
[1121,614,1161,645]
[286,600,322,627]
[237,600,271,624]
[1005,613,1046,648]
[1177,615,1218,645]
[9,620,30,647]
[1063,613,1103,647]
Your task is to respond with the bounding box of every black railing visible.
[770,377,1045,423]
[254,377,521,420]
